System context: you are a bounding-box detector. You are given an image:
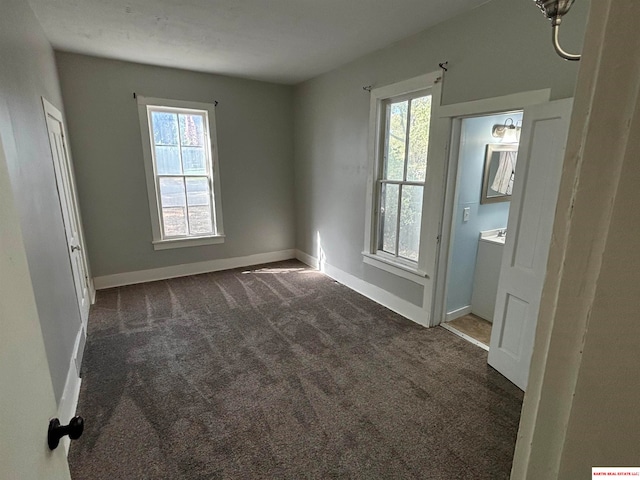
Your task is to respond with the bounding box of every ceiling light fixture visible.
[492,118,521,143]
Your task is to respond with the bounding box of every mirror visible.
[481,143,518,204]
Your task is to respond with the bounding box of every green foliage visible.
[385,101,407,180]
[407,96,431,182]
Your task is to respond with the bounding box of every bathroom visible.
[443,110,523,348]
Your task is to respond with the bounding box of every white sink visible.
[479,228,507,245]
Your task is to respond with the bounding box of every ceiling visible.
[28,0,489,85]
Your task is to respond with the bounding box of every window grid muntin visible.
[148,106,216,240]
[376,91,431,263]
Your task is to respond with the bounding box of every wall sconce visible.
[533,0,581,61]
[492,118,521,143]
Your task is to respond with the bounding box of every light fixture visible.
[533,0,581,61]
[492,118,521,142]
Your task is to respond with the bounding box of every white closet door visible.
[43,98,90,328]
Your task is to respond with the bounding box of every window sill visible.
[362,252,428,285]
[153,235,225,251]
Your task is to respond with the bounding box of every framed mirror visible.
[481,143,519,204]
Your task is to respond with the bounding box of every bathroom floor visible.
[447,314,493,346]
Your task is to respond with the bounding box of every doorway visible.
[441,111,523,349]
[431,95,573,391]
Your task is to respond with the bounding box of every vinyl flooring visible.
[447,314,493,346]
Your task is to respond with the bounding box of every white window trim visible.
[136,96,224,250]
[363,72,441,282]
[362,252,428,285]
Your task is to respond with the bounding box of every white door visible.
[43,98,90,328]
[0,134,72,479]
[488,99,573,390]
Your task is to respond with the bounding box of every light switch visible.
[463,207,470,222]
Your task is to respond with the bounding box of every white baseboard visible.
[295,249,429,328]
[94,249,296,289]
[295,249,319,269]
[89,279,97,304]
[445,305,472,322]
[58,326,84,455]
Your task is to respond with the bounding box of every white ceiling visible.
[28,0,489,85]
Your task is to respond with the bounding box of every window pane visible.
[179,114,205,147]
[186,178,213,235]
[181,147,207,174]
[159,177,186,207]
[151,112,179,145]
[398,185,423,262]
[188,206,213,235]
[384,101,408,181]
[378,183,399,254]
[159,177,187,236]
[155,146,182,175]
[162,208,187,237]
[186,178,210,207]
[407,95,431,182]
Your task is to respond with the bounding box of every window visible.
[363,73,439,281]
[378,92,431,262]
[137,96,224,250]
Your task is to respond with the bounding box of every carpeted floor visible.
[69,260,523,479]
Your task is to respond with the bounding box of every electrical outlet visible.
[463,207,470,222]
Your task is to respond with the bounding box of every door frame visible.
[428,89,552,327]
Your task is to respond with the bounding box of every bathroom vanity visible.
[471,229,506,322]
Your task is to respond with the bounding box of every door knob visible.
[70,245,81,252]
[48,416,84,450]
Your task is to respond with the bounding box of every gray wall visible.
[293,0,590,305]
[0,0,82,402]
[55,53,295,278]
[446,112,521,313]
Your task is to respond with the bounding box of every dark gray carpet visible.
[69,260,523,479]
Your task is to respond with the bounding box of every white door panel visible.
[0,132,72,479]
[43,99,90,328]
[488,98,573,390]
